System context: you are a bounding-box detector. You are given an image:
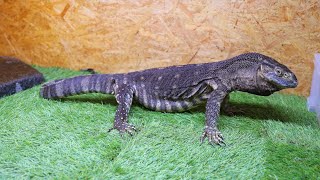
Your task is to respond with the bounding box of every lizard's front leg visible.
[200,90,227,146]
[108,84,137,135]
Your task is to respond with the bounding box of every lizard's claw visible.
[123,123,138,136]
[200,126,225,146]
[108,123,138,136]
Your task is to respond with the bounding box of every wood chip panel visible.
[0,0,319,96]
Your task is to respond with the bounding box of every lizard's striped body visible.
[41,64,217,112]
[40,53,298,145]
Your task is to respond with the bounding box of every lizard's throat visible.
[231,76,275,95]
[232,76,258,92]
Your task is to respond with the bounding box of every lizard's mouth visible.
[256,72,282,95]
[264,73,298,90]
[271,80,297,89]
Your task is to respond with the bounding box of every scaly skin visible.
[40,53,298,146]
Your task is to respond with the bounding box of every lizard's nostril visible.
[290,80,298,88]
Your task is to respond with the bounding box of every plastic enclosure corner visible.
[307,53,320,122]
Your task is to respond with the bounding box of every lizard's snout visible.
[286,73,298,88]
[290,76,298,88]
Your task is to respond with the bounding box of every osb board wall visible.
[0,0,319,96]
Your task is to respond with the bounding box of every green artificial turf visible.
[0,67,319,179]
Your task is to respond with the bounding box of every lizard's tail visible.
[40,74,116,99]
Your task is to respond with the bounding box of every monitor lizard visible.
[40,53,298,146]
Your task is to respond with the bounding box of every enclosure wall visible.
[0,0,319,96]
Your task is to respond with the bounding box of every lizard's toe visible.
[108,123,138,136]
[200,126,225,146]
[124,123,138,135]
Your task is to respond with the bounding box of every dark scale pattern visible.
[109,84,136,134]
[40,74,119,99]
[40,53,298,146]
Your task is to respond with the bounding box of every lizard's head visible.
[255,53,298,95]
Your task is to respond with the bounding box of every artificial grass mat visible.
[0,67,319,179]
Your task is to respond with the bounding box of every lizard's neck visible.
[230,70,276,96]
[226,61,267,95]
[231,74,259,93]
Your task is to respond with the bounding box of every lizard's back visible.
[126,62,223,112]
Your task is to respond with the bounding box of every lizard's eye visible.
[275,68,282,76]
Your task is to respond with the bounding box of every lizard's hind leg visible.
[221,94,245,116]
[108,84,137,135]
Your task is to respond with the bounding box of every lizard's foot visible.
[200,126,225,146]
[108,123,138,136]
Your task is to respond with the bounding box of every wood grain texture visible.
[0,0,319,96]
